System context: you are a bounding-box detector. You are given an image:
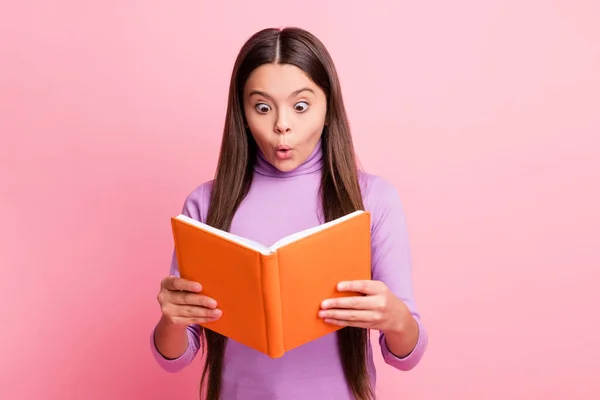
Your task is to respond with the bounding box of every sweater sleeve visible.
[365,175,428,371]
[150,185,207,372]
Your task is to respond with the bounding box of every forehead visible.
[244,63,319,96]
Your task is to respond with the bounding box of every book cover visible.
[170,210,372,358]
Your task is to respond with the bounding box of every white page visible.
[175,210,364,255]
[175,214,273,255]
[269,210,364,251]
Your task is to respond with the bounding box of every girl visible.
[152,27,428,400]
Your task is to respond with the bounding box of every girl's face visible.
[243,63,327,172]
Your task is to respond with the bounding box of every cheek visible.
[246,116,272,144]
[302,105,327,130]
[302,114,327,136]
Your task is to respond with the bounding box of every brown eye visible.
[255,103,271,113]
[294,101,309,112]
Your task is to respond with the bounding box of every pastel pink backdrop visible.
[1,1,599,399]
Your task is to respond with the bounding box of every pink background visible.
[2,1,599,399]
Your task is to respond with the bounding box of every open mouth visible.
[276,145,292,159]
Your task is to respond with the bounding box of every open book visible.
[170,210,372,358]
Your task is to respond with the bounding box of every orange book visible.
[170,210,372,358]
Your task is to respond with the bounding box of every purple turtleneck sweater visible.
[151,141,428,399]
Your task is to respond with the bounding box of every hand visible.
[157,276,222,327]
[318,280,410,333]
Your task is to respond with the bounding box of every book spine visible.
[260,252,285,358]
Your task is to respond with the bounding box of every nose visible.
[274,109,291,134]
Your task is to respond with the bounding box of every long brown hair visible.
[200,27,374,400]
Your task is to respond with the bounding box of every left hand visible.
[318,280,410,332]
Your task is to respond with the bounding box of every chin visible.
[271,158,299,172]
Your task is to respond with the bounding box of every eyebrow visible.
[248,87,314,99]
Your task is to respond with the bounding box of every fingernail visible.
[208,300,217,308]
[321,301,329,308]
[318,311,327,318]
[213,309,222,316]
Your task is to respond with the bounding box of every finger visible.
[322,318,372,328]
[170,292,217,308]
[318,309,381,324]
[163,276,202,293]
[336,280,383,295]
[170,314,222,326]
[321,295,383,311]
[175,304,223,319]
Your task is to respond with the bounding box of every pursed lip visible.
[275,144,293,160]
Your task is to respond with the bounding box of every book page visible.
[175,214,273,255]
[269,210,365,251]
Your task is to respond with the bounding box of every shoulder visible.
[179,179,214,223]
[359,171,404,211]
[358,171,407,230]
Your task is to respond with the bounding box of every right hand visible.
[157,276,222,327]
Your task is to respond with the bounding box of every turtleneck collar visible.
[254,139,323,178]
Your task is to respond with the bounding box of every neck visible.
[254,139,323,178]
